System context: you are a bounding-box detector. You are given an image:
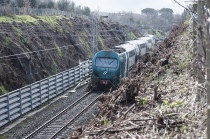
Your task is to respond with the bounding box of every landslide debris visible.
[0,15,141,94]
[70,21,206,138]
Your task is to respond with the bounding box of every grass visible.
[129,32,137,40]
[98,35,105,49]
[3,37,10,46]
[68,21,72,27]
[12,26,22,36]
[79,37,92,57]
[0,15,38,23]
[0,134,8,139]
[38,16,62,26]
[57,47,62,57]
[0,15,63,26]
[52,60,59,74]
[81,31,87,37]
[0,85,7,95]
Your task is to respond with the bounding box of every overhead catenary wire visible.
[0,15,133,61]
[0,35,123,62]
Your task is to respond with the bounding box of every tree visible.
[16,0,24,7]
[29,0,37,8]
[47,1,54,9]
[0,0,11,5]
[10,1,15,7]
[57,0,70,11]
[38,3,46,8]
[69,1,75,12]
[159,8,174,19]
[83,6,91,16]
[141,8,157,16]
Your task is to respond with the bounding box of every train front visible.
[92,50,120,87]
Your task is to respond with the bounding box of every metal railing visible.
[0,60,92,128]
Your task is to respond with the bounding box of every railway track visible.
[24,91,102,139]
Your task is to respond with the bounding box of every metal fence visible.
[0,6,88,19]
[0,60,92,128]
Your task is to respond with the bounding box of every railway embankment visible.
[0,15,141,95]
[73,21,206,138]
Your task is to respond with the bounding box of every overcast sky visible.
[72,0,189,14]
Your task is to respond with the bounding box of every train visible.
[91,34,156,88]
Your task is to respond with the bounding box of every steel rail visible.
[49,92,102,139]
[24,91,92,139]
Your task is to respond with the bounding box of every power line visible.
[0,35,123,62]
[0,42,85,61]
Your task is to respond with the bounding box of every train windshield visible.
[95,58,118,68]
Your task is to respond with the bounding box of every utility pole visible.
[196,0,205,100]
[91,16,98,57]
[207,0,210,138]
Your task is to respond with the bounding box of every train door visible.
[128,50,135,69]
[134,46,139,63]
[124,52,129,76]
[140,43,146,55]
[119,53,127,78]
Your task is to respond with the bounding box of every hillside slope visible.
[0,15,141,94]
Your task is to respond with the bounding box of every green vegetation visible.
[98,35,105,49]
[0,15,64,26]
[136,97,147,105]
[57,47,62,57]
[0,15,38,23]
[81,31,87,37]
[52,60,59,74]
[13,26,30,45]
[129,32,137,40]
[13,26,22,36]
[162,100,184,107]
[38,16,62,26]
[67,20,72,27]
[79,37,92,57]
[53,42,62,57]
[154,30,161,38]
[3,37,10,46]
[103,119,111,127]
[0,134,8,139]
[0,85,7,95]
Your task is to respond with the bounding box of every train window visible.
[140,44,146,48]
[95,58,118,68]
[129,50,135,57]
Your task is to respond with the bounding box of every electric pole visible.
[207,0,210,138]
[91,16,98,57]
[196,0,205,100]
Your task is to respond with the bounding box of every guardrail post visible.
[68,70,70,86]
[62,72,64,92]
[19,89,22,114]
[74,68,76,85]
[39,82,42,103]
[79,65,81,82]
[89,60,92,76]
[55,76,57,95]
[47,78,50,100]
[30,85,33,109]
[7,94,10,121]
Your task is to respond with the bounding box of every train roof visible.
[143,34,154,37]
[126,39,146,45]
[114,43,135,52]
[138,36,152,41]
